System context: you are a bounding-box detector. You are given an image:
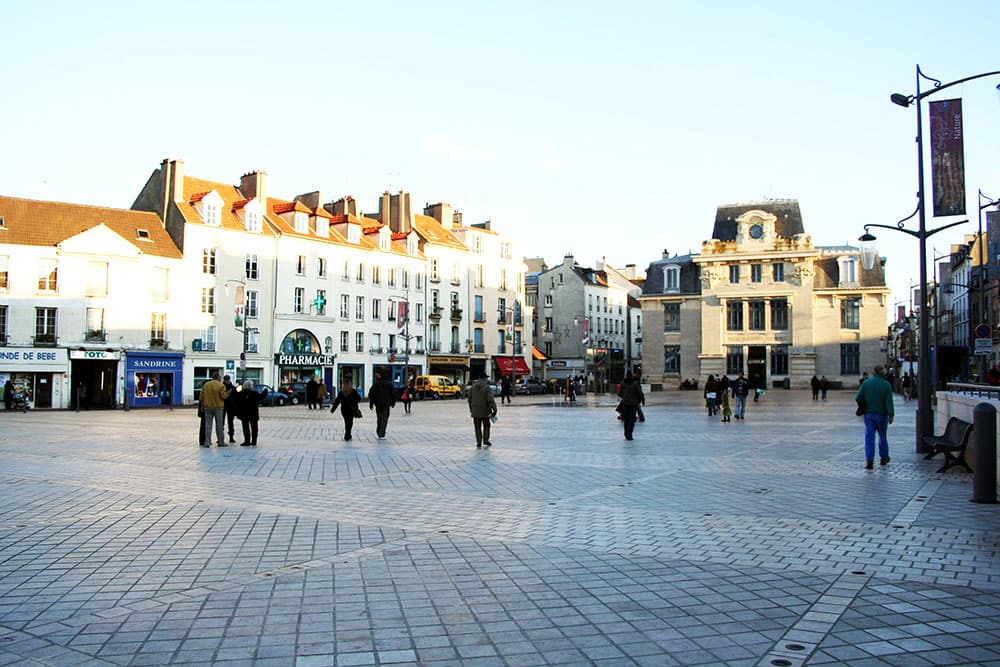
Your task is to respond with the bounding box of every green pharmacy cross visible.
[313,293,327,313]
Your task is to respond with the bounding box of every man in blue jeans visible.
[855,365,895,470]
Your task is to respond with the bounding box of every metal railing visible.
[945,382,1000,400]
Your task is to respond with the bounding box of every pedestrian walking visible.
[810,375,820,400]
[317,379,328,408]
[3,378,12,411]
[306,377,319,410]
[330,379,362,440]
[368,368,396,439]
[200,372,228,447]
[703,374,719,416]
[732,371,750,420]
[236,381,267,446]
[819,376,829,401]
[500,376,513,404]
[222,375,237,443]
[401,380,413,414]
[618,374,645,441]
[901,371,912,402]
[467,372,497,448]
[855,365,894,470]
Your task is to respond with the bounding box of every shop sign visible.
[128,358,182,371]
[549,360,567,367]
[0,347,67,364]
[275,353,336,366]
[428,355,467,365]
[69,350,121,360]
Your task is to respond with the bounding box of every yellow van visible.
[414,375,461,399]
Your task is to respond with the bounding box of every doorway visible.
[747,346,767,390]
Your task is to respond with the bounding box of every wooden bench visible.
[922,417,974,473]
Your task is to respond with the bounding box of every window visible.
[293,212,307,234]
[663,345,680,373]
[475,295,484,322]
[355,332,364,352]
[0,305,6,342]
[388,268,396,287]
[450,292,459,311]
[246,254,259,280]
[317,219,329,237]
[772,263,784,282]
[372,333,382,351]
[340,294,350,319]
[841,297,860,329]
[726,347,744,375]
[429,258,440,281]
[242,290,257,319]
[474,265,484,288]
[416,303,423,323]
[751,264,762,283]
[663,266,680,291]
[356,262,365,282]
[499,270,507,290]
[201,287,215,314]
[35,307,57,342]
[372,298,381,320]
[748,301,766,330]
[86,261,108,297]
[473,328,483,354]
[38,259,58,291]
[315,290,326,316]
[245,210,261,233]
[372,266,381,285]
[86,308,105,340]
[771,345,789,375]
[840,343,860,375]
[432,290,440,311]
[402,270,410,289]
[729,265,740,284]
[664,303,680,332]
[416,272,424,290]
[151,267,169,302]
[200,325,217,352]
[355,296,364,320]
[150,312,166,340]
[340,331,349,352]
[726,301,743,330]
[839,257,858,284]
[203,201,220,226]
[296,255,306,276]
[0,255,8,290]
[770,298,789,330]
[342,260,351,280]
[452,262,462,285]
[430,324,440,350]
[202,249,216,275]
[318,257,327,278]
[294,287,304,313]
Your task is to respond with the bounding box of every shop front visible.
[493,355,531,381]
[275,351,336,396]
[427,354,470,385]
[70,349,121,409]
[126,351,184,408]
[0,346,68,409]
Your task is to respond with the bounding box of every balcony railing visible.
[85,329,106,342]
[473,312,486,323]
[429,307,443,320]
[33,333,56,346]
[450,308,462,320]
[149,338,169,350]
[473,344,484,354]
[449,344,462,354]
[429,343,441,352]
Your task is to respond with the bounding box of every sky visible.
[2,1,998,323]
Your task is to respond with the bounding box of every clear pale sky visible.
[2,1,998,322]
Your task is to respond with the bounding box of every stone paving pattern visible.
[1,390,999,666]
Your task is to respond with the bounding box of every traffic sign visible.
[975,338,992,355]
[975,323,991,338]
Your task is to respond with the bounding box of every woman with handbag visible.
[330,379,362,441]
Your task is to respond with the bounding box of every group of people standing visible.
[702,372,750,422]
[199,373,266,447]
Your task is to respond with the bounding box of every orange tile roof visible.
[265,197,354,247]
[411,213,468,250]
[178,176,277,237]
[0,195,182,259]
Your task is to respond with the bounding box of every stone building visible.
[640,200,888,389]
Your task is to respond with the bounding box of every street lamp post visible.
[860,65,1000,452]
[501,300,522,390]
[225,279,251,385]
[976,191,999,379]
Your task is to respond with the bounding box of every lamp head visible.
[890,93,913,107]
[858,231,879,271]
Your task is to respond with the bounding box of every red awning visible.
[494,356,531,376]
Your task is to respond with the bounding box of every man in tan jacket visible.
[200,372,229,447]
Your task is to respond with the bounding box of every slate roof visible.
[813,251,887,288]
[711,199,805,241]
[642,254,701,296]
[0,195,182,259]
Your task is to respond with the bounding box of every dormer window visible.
[663,265,680,292]
[407,234,417,256]
[136,229,151,241]
[203,193,223,226]
[293,212,308,234]
[379,229,390,251]
[316,218,329,237]
[837,256,859,286]
[347,224,360,244]
[242,198,263,233]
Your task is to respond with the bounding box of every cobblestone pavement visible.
[1,390,999,666]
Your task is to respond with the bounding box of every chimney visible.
[240,170,267,205]
[452,210,462,227]
[329,196,357,217]
[378,191,391,224]
[425,202,454,230]
[662,249,670,260]
[295,191,323,211]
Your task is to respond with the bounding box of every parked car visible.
[278,382,307,405]
[252,383,288,406]
[414,375,462,399]
[461,380,502,398]
[516,378,546,395]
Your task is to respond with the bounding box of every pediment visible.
[57,223,142,258]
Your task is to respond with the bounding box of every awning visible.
[531,345,547,361]
[494,356,531,376]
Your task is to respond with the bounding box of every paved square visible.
[2,391,999,665]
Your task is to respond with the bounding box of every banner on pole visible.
[929,98,966,217]
[581,318,590,345]
[397,301,408,333]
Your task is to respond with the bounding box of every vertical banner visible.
[581,318,590,345]
[397,301,408,333]
[929,98,966,217]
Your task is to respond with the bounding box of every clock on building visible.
[749,223,764,239]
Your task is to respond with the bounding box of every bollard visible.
[971,402,997,504]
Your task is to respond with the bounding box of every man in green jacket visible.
[855,365,895,469]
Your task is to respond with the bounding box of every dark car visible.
[278,382,307,405]
[515,378,546,395]
[253,384,288,406]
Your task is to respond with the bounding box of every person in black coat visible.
[236,381,267,447]
[368,369,396,439]
[330,379,362,441]
[306,377,319,410]
[222,375,238,443]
